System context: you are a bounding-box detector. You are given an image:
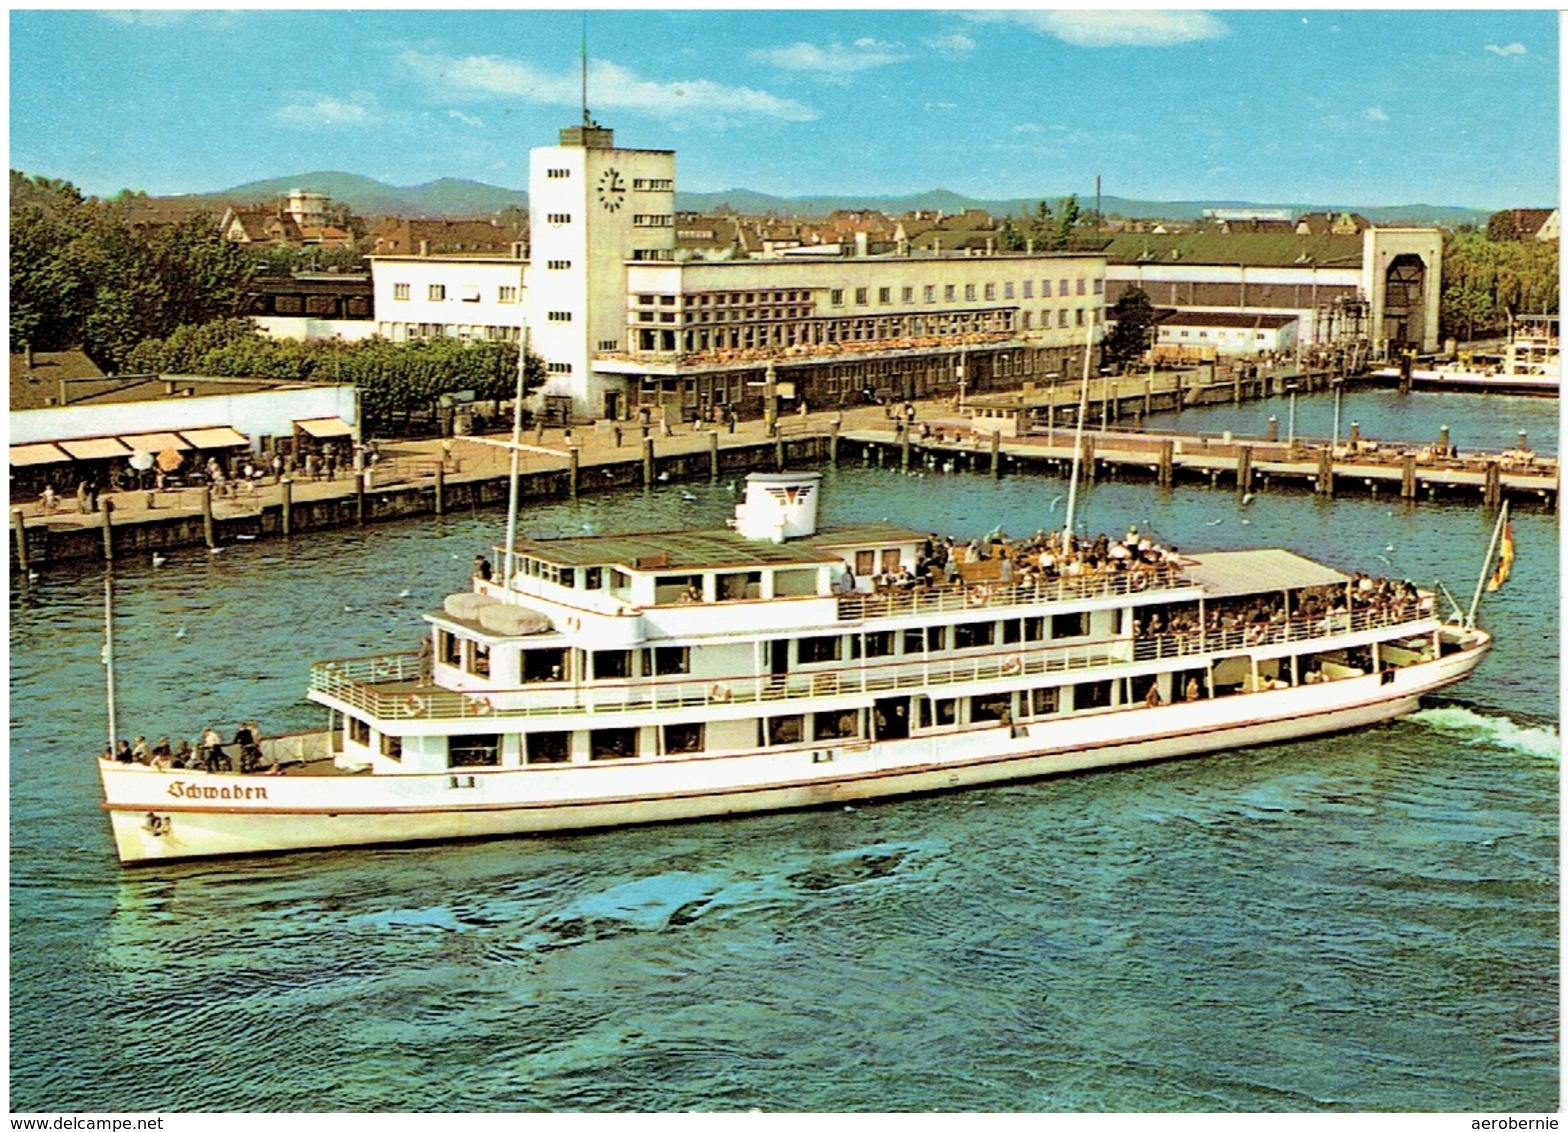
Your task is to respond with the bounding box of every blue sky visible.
[8,8,1559,209]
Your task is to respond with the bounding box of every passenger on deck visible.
[114,740,134,763]
[1185,678,1202,702]
[1146,684,1163,708]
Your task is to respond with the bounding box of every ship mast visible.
[1062,308,1096,547]
[502,326,529,587]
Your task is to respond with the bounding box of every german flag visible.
[1487,521,1515,591]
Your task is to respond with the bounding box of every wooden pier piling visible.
[568,445,580,500]
[1316,447,1334,497]
[201,486,215,548]
[1158,440,1175,490]
[1236,445,1253,498]
[642,436,655,486]
[990,430,1001,480]
[12,510,29,575]
[100,500,114,562]
[433,463,444,516]
[709,430,720,480]
[281,479,293,535]
[1401,453,1418,499]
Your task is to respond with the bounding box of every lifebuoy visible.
[709,683,731,702]
[1001,657,1022,676]
[404,694,427,718]
[465,695,492,716]
[968,585,990,606]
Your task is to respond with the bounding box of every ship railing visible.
[836,569,1195,622]
[310,603,1430,724]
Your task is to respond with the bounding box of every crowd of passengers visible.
[104,720,279,774]
[847,525,1185,595]
[1132,578,1426,644]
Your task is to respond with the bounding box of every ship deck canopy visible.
[512,523,925,573]
[1181,549,1350,599]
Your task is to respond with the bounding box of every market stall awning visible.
[295,417,354,439]
[9,442,71,467]
[119,431,188,452]
[57,437,132,460]
[179,427,250,449]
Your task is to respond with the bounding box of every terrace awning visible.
[57,437,132,460]
[119,431,188,452]
[179,427,250,449]
[295,417,354,439]
[9,442,71,467]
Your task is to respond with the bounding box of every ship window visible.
[593,650,632,680]
[926,626,947,652]
[798,635,842,664]
[774,569,817,597]
[812,709,858,740]
[1075,680,1113,710]
[379,733,402,762]
[1023,617,1045,642]
[863,631,895,658]
[933,699,957,727]
[971,693,1012,723]
[1002,619,1022,644]
[584,566,603,590]
[902,629,925,655]
[767,715,804,745]
[590,728,638,761]
[449,733,500,768]
[522,647,567,683]
[717,571,760,601]
[653,647,690,676]
[880,548,901,574]
[438,631,461,666]
[855,550,876,576]
[1029,687,1059,716]
[348,717,370,745]
[526,731,571,765]
[954,621,995,650]
[1052,612,1088,639]
[466,642,491,677]
[663,721,705,754]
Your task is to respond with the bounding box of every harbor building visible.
[369,121,1106,422]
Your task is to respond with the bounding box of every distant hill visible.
[99,169,1495,229]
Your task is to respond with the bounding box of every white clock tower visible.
[525,121,676,421]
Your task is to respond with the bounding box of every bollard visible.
[1144,377,1153,419]
[100,499,114,562]
[13,509,29,576]
[1266,416,1279,443]
[355,468,366,525]
[643,436,655,487]
[899,429,910,473]
[1316,447,1334,496]
[433,462,444,516]
[709,430,719,480]
[829,420,840,468]
[568,445,579,500]
[1483,461,1502,509]
[990,430,1001,480]
[201,485,215,549]
[1401,453,1418,499]
[1518,430,1530,454]
[281,478,293,535]
[1438,426,1450,457]
[1349,421,1361,446]
[145,490,156,511]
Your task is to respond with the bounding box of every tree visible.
[1052,195,1081,251]
[997,218,1025,252]
[1102,288,1157,370]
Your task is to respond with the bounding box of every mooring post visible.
[100,499,114,562]
[1401,453,1418,499]
[1317,446,1334,496]
[1144,376,1153,418]
[12,509,29,575]
[433,462,445,516]
[989,430,1001,480]
[899,428,910,473]
[568,445,580,501]
[1483,460,1501,509]
[708,429,720,480]
[1083,434,1097,485]
[201,485,215,548]
[1438,426,1451,458]
[281,478,293,535]
[1159,439,1175,490]
[355,467,366,525]
[829,419,840,468]
[1236,444,1252,498]
[643,436,655,487]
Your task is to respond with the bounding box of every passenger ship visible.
[99,472,1492,864]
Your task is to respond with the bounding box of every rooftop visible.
[1103,231,1363,268]
[1181,549,1349,598]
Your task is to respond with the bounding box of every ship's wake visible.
[1410,704,1560,762]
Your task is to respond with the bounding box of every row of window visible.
[633,214,673,227]
[634,177,673,191]
[1161,328,1278,340]
[831,278,1103,306]
[391,283,518,304]
[377,323,521,343]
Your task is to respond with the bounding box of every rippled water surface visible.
[10,389,1558,1111]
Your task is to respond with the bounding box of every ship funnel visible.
[732,472,822,543]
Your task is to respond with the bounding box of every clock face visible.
[597,168,626,212]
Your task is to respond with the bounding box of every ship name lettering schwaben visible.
[166,781,270,802]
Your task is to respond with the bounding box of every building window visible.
[450,733,501,768]
[632,214,673,227]
[1076,308,1085,327]
[546,362,573,374]
[428,284,446,301]
[1023,281,1033,299]
[830,289,844,306]
[546,168,571,179]
[924,285,936,302]
[879,287,892,304]
[1058,309,1069,328]
[547,260,572,270]
[964,284,976,301]
[547,311,573,322]
[547,213,572,225]
[944,285,956,301]
[855,288,868,305]
[1058,279,1070,297]
[1077,278,1087,295]
[393,283,410,301]
[901,286,914,302]
[498,286,519,303]
[1003,282,1014,299]
[1093,279,1104,295]
[984,283,996,300]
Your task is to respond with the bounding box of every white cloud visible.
[749,39,909,75]
[447,109,484,128]
[400,51,816,125]
[925,33,976,56]
[1485,42,1527,57]
[967,10,1228,47]
[1014,123,1045,134]
[275,93,375,129]
[1364,107,1389,122]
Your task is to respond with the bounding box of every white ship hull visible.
[103,643,1483,864]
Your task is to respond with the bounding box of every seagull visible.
[399,589,411,598]
[1376,554,1392,567]
[209,546,224,555]
[680,490,697,501]
[26,569,38,582]
[151,553,167,567]
[1048,495,1064,512]
[344,605,354,612]
[1206,518,1224,526]
[1384,545,1395,553]
[1240,493,1254,505]
[657,471,670,482]
[175,627,187,639]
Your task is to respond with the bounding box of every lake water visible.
[9,388,1558,1112]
